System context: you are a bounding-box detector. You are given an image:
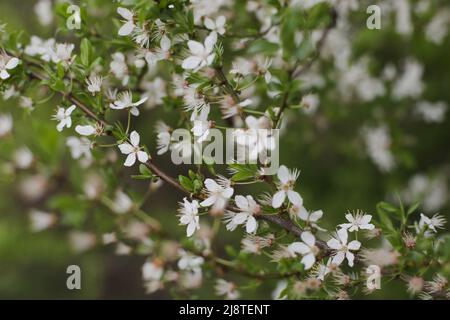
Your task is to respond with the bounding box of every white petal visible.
[327,238,341,250]
[0,70,10,79]
[160,35,171,51]
[130,107,140,116]
[301,231,315,247]
[246,216,257,233]
[297,206,309,221]
[222,187,234,199]
[132,96,148,107]
[309,210,323,222]
[331,251,345,266]
[277,165,289,183]
[182,56,201,70]
[6,57,19,69]
[345,213,354,222]
[204,32,217,52]
[124,153,136,166]
[232,212,248,225]
[117,7,133,20]
[216,16,226,28]
[287,190,303,206]
[75,125,96,136]
[200,196,215,207]
[129,130,140,146]
[204,178,219,192]
[187,40,204,55]
[301,253,316,270]
[234,195,248,210]
[137,151,148,163]
[204,17,215,30]
[66,105,76,115]
[186,221,197,237]
[272,190,286,208]
[347,240,361,251]
[118,21,135,36]
[118,143,133,154]
[346,251,355,267]
[337,228,348,245]
[288,242,309,255]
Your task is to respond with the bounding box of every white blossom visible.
[118,130,149,167]
[0,53,19,80]
[178,197,200,237]
[418,213,446,234]
[29,209,56,232]
[0,113,13,138]
[339,211,375,232]
[200,178,234,214]
[111,190,133,214]
[182,32,217,70]
[215,279,240,300]
[110,91,148,116]
[230,195,260,233]
[204,16,226,35]
[272,165,303,208]
[327,228,361,267]
[288,231,318,270]
[52,105,76,132]
[86,75,103,94]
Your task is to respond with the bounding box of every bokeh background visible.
[0,0,449,299]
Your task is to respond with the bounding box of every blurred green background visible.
[0,0,449,299]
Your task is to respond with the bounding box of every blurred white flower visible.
[68,231,96,253]
[418,213,446,234]
[111,190,133,214]
[85,75,103,94]
[415,101,448,123]
[53,105,76,132]
[215,279,240,300]
[0,53,19,80]
[0,113,13,137]
[110,52,129,85]
[13,147,34,169]
[29,209,56,232]
[66,136,92,161]
[204,16,226,35]
[34,0,53,26]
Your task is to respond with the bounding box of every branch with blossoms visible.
[0,0,449,300]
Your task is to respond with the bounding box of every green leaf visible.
[80,38,92,67]
[178,175,194,192]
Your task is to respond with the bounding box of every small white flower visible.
[418,213,446,233]
[19,96,34,111]
[215,279,240,300]
[29,209,56,232]
[155,121,171,155]
[200,178,234,214]
[191,104,211,143]
[13,147,34,169]
[339,211,375,232]
[204,16,226,35]
[182,32,217,70]
[117,7,135,36]
[144,35,171,67]
[51,43,74,65]
[231,195,260,233]
[86,75,103,94]
[178,197,200,237]
[142,260,164,282]
[293,207,323,225]
[314,259,332,281]
[110,52,129,85]
[118,131,149,167]
[0,53,19,80]
[52,105,76,132]
[288,231,318,270]
[327,228,361,267]
[66,136,92,161]
[111,190,133,214]
[178,249,204,271]
[75,123,103,136]
[272,165,303,208]
[110,91,148,116]
[0,113,13,137]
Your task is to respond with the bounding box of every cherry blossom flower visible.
[327,228,361,267]
[117,7,135,36]
[118,130,149,167]
[144,35,171,67]
[24,36,55,61]
[418,213,446,233]
[13,147,34,169]
[230,195,260,233]
[19,96,34,111]
[110,52,129,85]
[111,190,134,214]
[191,104,211,143]
[182,32,217,70]
[66,136,92,161]
[109,91,148,116]
[155,121,171,155]
[29,209,56,232]
[178,249,204,272]
[0,53,19,80]
[50,43,74,66]
[288,231,318,270]
[75,123,103,136]
[200,178,234,214]
[339,211,375,232]
[204,16,226,35]
[215,279,240,300]
[272,165,303,208]
[52,105,76,132]
[178,197,200,237]
[85,75,103,94]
